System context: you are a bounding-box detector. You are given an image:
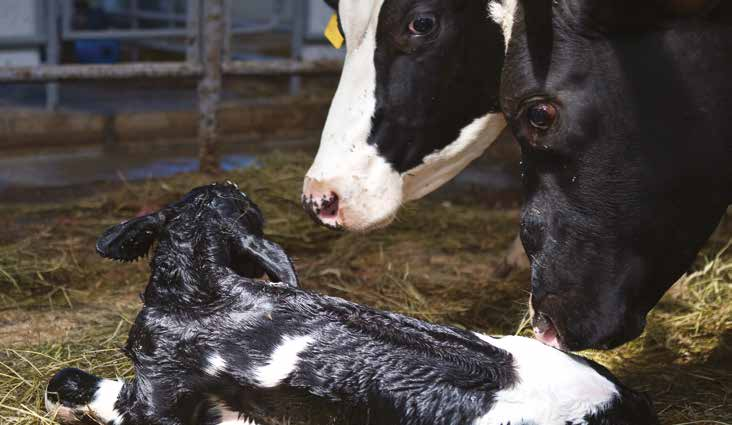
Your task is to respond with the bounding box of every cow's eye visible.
[409,15,436,36]
[527,103,557,130]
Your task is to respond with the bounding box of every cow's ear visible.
[665,0,718,16]
[230,234,299,287]
[96,213,165,262]
[323,0,339,11]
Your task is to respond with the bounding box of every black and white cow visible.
[301,0,507,232]
[46,183,658,425]
[492,0,732,350]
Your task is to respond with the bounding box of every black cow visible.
[492,0,732,350]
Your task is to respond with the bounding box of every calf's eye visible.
[409,16,436,36]
[527,103,557,130]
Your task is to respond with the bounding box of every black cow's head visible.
[494,0,732,350]
[303,0,506,231]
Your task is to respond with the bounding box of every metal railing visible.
[0,0,342,173]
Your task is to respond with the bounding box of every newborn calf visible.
[46,183,658,425]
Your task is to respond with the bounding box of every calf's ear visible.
[96,213,165,262]
[231,234,299,287]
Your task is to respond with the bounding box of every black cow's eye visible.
[409,16,436,36]
[527,103,557,130]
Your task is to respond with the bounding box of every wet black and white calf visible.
[46,183,658,425]
[302,0,507,232]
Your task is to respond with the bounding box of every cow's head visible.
[303,0,506,231]
[495,0,732,350]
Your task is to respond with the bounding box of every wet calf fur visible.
[46,183,657,425]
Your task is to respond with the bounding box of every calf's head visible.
[495,0,732,350]
[303,0,506,231]
[96,182,298,287]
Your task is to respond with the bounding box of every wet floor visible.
[0,147,256,190]
[0,134,522,205]
[0,137,317,203]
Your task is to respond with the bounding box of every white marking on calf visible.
[402,113,507,202]
[253,334,315,388]
[489,0,518,49]
[89,379,125,425]
[472,334,618,425]
[205,352,228,376]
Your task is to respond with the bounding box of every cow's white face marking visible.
[402,114,506,202]
[472,334,618,425]
[304,0,507,232]
[205,352,228,376]
[253,334,315,388]
[304,0,399,232]
[489,0,518,49]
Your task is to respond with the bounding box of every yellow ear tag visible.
[324,14,344,49]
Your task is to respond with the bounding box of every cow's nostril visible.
[318,193,339,218]
[301,188,341,229]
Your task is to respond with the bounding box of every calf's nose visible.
[302,178,341,229]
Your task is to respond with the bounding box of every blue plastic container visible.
[74,39,121,64]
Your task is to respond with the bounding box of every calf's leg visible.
[46,368,194,425]
[46,368,125,425]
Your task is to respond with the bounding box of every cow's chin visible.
[339,203,399,232]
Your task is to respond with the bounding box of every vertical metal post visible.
[46,0,60,111]
[62,0,73,37]
[273,0,285,30]
[130,0,140,61]
[289,0,305,96]
[165,0,176,28]
[223,0,232,63]
[186,0,200,64]
[197,0,224,173]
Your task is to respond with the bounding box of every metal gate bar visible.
[0,60,340,82]
[198,0,224,173]
[0,0,341,173]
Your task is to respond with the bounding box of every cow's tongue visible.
[532,313,562,349]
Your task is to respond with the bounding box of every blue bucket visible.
[74,39,121,64]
